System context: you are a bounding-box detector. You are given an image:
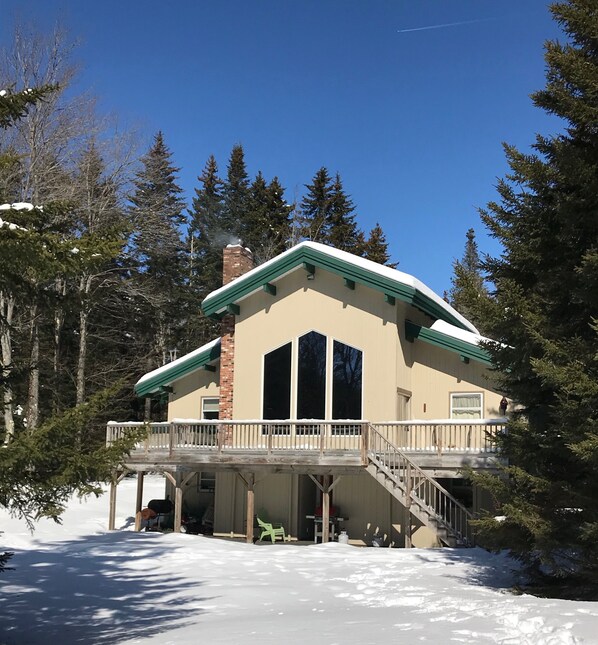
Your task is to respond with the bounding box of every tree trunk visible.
[26,302,40,430]
[52,278,66,413]
[76,307,89,406]
[76,275,92,406]
[1,292,15,444]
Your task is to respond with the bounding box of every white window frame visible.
[201,397,219,420]
[450,392,483,419]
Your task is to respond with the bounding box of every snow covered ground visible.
[1,475,597,644]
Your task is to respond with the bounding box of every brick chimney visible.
[219,245,254,420]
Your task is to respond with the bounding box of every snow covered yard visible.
[1,476,597,644]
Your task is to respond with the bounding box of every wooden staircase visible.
[366,424,474,547]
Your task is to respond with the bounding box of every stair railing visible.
[367,423,475,546]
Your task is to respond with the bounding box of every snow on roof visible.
[205,241,479,333]
[135,337,220,387]
[430,319,489,347]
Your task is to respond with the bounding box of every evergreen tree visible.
[0,77,137,549]
[299,167,333,243]
[449,228,489,332]
[188,154,224,297]
[222,143,250,241]
[244,172,291,263]
[326,173,362,253]
[362,222,396,267]
[129,132,186,404]
[130,132,186,279]
[0,86,56,128]
[186,154,225,348]
[471,0,598,597]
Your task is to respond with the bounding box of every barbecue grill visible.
[147,498,173,530]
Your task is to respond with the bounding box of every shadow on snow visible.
[0,531,213,644]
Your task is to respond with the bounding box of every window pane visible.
[332,340,362,420]
[263,343,292,419]
[297,331,326,419]
[452,394,480,409]
[202,398,219,420]
[451,393,482,419]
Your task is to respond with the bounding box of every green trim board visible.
[202,243,472,330]
[405,320,492,366]
[135,339,221,397]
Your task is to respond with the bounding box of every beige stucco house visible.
[108,241,505,547]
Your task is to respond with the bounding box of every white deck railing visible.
[106,419,504,458]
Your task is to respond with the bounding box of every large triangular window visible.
[262,332,363,421]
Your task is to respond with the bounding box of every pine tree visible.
[362,222,396,267]
[0,80,137,542]
[471,0,598,597]
[189,154,224,297]
[244,173,291,263]
[449,228,488,332]
[326,173,363,253]
[129,132,186,408]
[130,132,186,279]
[186,154,225,348]
[222,143,250,242]
[299,167,333,243]
[0,86,56,128]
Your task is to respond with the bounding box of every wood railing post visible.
[169,423,174,457]
[361,422,368,465]
[405,463,412,548]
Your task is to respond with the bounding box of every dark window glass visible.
[263,343,292,420]
[332,340,362,420]
[297,331,326,420]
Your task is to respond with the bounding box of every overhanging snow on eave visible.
[201,242,475,331]
[405,320,492,366]
[134,338,221,397]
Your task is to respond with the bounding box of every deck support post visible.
[322,475,331,543]
[238,473,256,543]
[163,471,180,532]
[134,471,145,531]
[164,471,195,533]
[308,474,342,543]
[246,473,255,543]
[108,470,128,531]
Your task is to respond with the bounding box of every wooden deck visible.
[106,419,506,542]
[107,419,505,473]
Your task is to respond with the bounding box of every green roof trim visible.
[405,320,492,366]
[134,339,221,397]
[202,244,471,330]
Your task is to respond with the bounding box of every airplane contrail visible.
[397,18,494,34]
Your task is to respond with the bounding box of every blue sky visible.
[1,1,563,296]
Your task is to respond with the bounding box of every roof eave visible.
[202,244,470,330]
[134,341,221,397]
[405,320,492,366]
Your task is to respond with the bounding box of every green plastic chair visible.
[257,517,286,543]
